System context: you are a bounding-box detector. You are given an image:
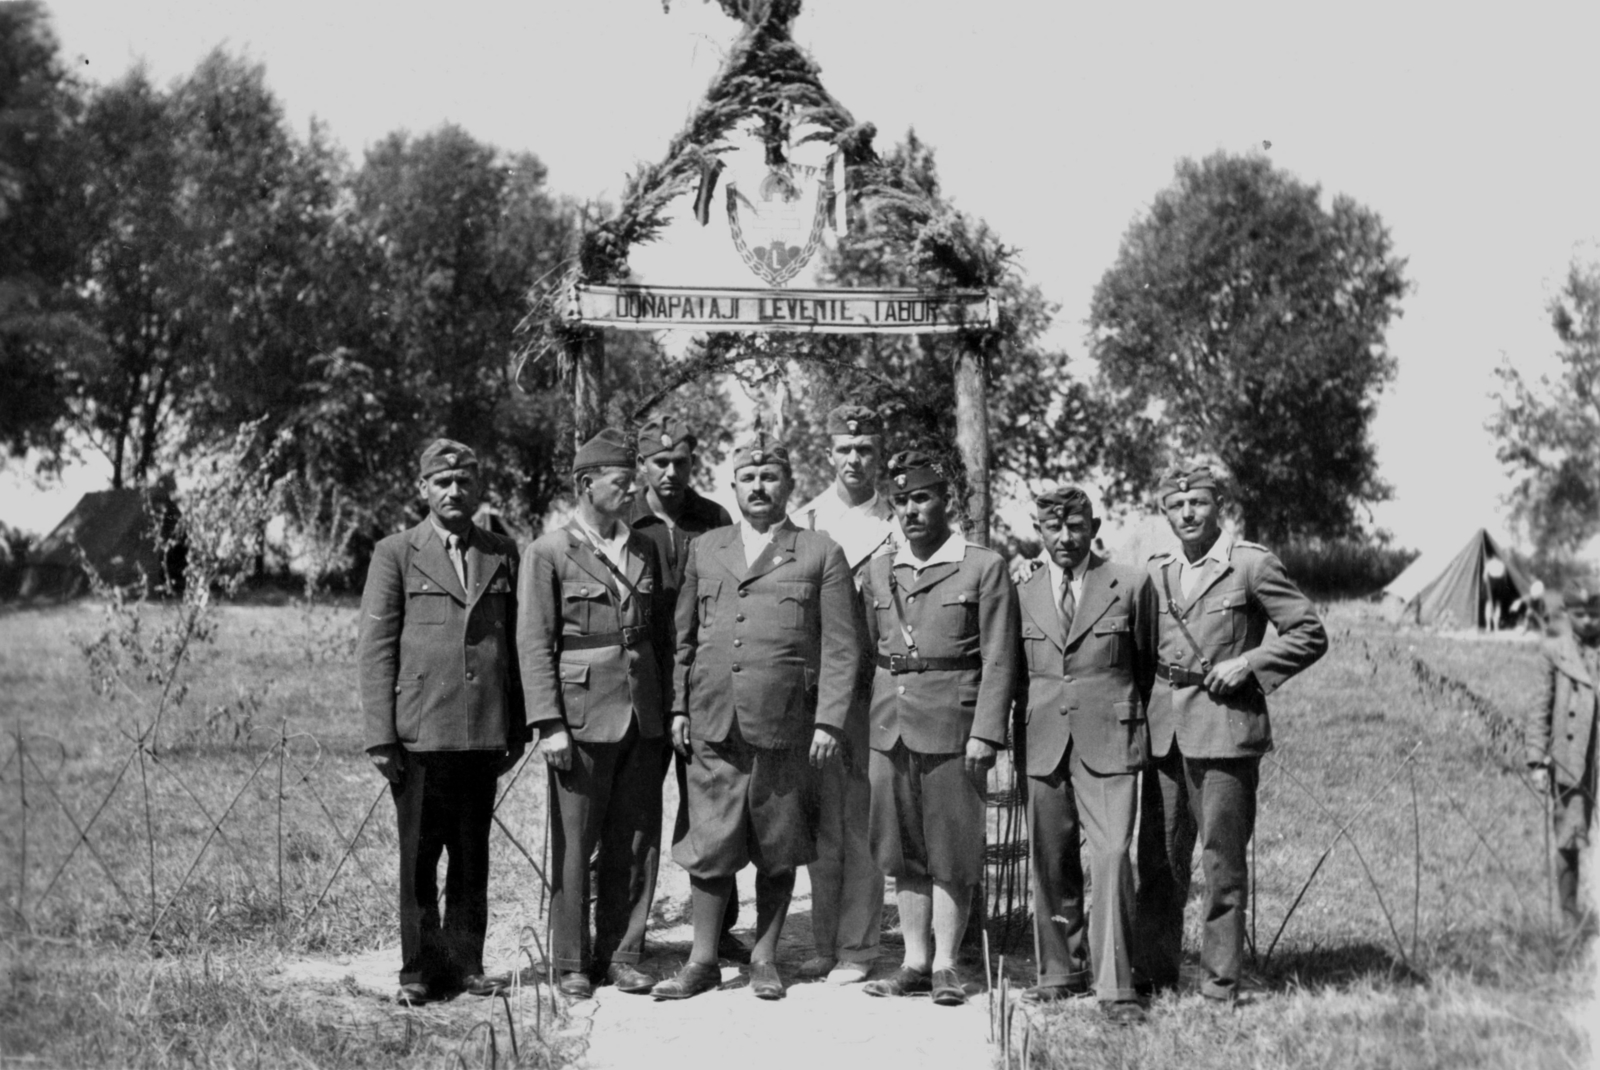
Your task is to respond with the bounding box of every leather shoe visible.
[931,968,967,1006]
[717,933,751,963]
[796,955,837,979]
[395,981,442,1006]
[462,973,510,997]
[863,967,932,998]
[749,961,785,1000]
[604,963,656,995]
[557,971,593,1000]
[652,961,721,1001]
[1020,982,1091,1004]
[1102,1000,1148,1025]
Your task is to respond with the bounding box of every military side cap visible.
[1155,462,1222,503]
[573,428,634,473]
[419,438,478,478]
[826,403,882,437]
[886,449,946,492]
[1035,484,1094,520]
[730,431,790,471]
[636,415,697,458]
[1561,582,1600,609]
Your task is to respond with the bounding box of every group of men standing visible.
[357,405,1329,1023]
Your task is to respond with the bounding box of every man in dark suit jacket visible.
[857,451,1018,1008]
[1134,463,1327,1003]
[1014,485,1157,1024]
[651,433,860,1002]
[359,439,526,1005]
[521,429,671,999]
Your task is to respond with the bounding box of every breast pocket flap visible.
[777,581,815,604]
[941,587,980,606]
[1212,588,1248,611]
[1093,615,1130,635]
[1021,621,1046,640]
[563,581,608,602]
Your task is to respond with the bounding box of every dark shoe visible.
[749,961,785,1000]
[718,933,752,963]
[1020,982,1091,1004]
[863,967,932,998]
[652,961,721,1001]
[604,963,656,995]
[395,981,443,1005]
[557,971,593,1000]
[462,972,510,997]
[1102,1000,1148,1025]
[931,968,966,1006]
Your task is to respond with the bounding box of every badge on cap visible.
[846,419,859,434]
[444,452,459,467]
[752,450,765,464]
[894,474,907,488]
[1177,477,1189,492]
[660,433,673,448]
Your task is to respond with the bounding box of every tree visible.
[1490,258,1600,558]
[1088,152,1408,542]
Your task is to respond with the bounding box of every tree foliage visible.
[1088,153,1408,542]
[1490,258,1600,558]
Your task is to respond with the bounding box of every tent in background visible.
[18,488,176,600]
[1382,529,1536,629]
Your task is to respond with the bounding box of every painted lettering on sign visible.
[577,284,994,335]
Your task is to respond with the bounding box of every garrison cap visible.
[886,449,946,493]
[1034,485,1094,521]
[419,438,479,478]
[573,428,634,473]
[636,415,697,459]
[1562,582,1600,610]
[730,431,791,471]
[826,403,883,437]
[1155,462,1222,504]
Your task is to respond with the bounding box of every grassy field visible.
[0,596,1594,1068]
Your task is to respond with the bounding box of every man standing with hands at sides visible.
[1135,463,1327,1005]
[789,403,896,984]
[653,433,861,1001]
[359,439,526,1005]
[521,429,670,999]
[627,416,747,961]
[858,451,1018,1007]
[1014,486,1157,1024]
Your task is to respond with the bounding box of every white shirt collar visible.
[740,522,778,567]
[573,515,630,567]
[429,515,470,548]
[894,530,967,573]
[1181,527,1234,570]
[1045,553,1091,601]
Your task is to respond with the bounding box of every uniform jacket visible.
[518,522,669,745]
[1530,632,1599,788]
[859,540,1018,755]
[359,519,526,754]
[1015,553,1158,777]
[672,518,860,749]
[1145,538,1327,759]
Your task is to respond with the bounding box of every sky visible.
[8,0,1600,554]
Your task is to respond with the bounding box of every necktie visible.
[448,533,469,592]
[1059,574,1075,636]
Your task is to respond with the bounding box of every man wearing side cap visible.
[653,433,861,1001]
[1134,463,1327,1004]
[359,439,526,1005]
[521,429,670,999]
[628,416,747,960]
[1014,486,1157,1025]
[857,451,1018,1007]
[1527,583,1600,929]
[788,402,895,984]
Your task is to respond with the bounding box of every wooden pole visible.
[571,330,606,448]
[953,335,991,546]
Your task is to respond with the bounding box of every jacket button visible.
[897,685,906,695]
[736,614,746,623]
[395,685,402,694]
[732,664,741,673]
[733,639,742,647]
[739,589,748,598]
[907,594,916,603]
[467,672,475,681]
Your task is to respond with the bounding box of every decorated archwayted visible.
[516,0,1012,543]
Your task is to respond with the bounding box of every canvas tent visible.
[19,488,176,600]
[1382,528,1536,629]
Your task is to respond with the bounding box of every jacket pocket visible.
[407,590,450,625]
[396,672,426,741]
[1091,614,1131,667]
[777,581,815,629]
[1209,587,1249,643]
[1115,700,1148,767]
[697,578,723,630]
[558,660,590,729]
[563,580,611,633]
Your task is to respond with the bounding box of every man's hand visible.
[369,743,406,787]
[494,743,525,778]
[1203,656,1255,696]
[538,727,574,772]
[670,715,692,758]
[1531,766,1550,792]
[809,726,841,769]
[964,737,997,784]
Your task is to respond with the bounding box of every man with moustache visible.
[520,429,670,999]
[857,451,1017,1007]
[627,415,747,960]
[1014,486,1157,1025]
[359,439,525,1005]
[652,433,860,1001]
[1134,463,1327,1004]
[788,403,895,983]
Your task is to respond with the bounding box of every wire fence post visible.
[137,739,157,931]
[277,719,287,920]
[14,720,24,931]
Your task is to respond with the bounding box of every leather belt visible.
[564,626,648,651]
[877,653,982,674]
[1160,662,1208,688]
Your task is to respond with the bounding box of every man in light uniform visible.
[788,403,895,983]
